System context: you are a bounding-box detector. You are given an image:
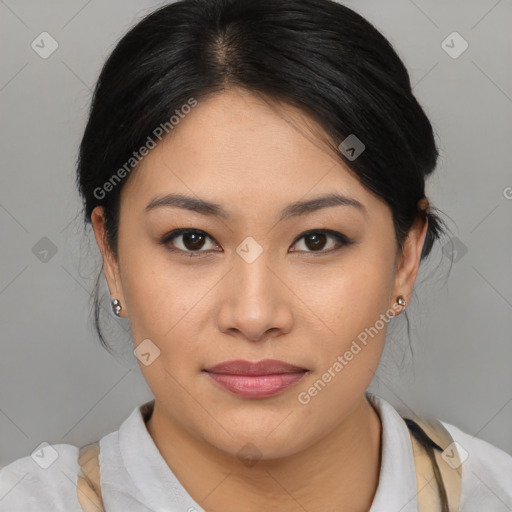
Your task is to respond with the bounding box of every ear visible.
[390,199,429,315]
[91,206,127,317]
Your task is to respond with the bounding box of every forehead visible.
[120,89,379,218]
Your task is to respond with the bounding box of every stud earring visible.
[397,296,406,307]
[111,298,122,317]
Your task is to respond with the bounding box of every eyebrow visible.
[144,192,366,221]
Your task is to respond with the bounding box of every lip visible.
[204,359,308,375]
[203,359,309,398]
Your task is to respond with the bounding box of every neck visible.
[146,394,382,512]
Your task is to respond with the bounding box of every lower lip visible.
[205,371,307,398]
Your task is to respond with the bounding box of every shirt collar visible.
[118,398,207,512]
[118,393,419,511]
[366,391,419,511]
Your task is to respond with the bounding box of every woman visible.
[1,0,511,510]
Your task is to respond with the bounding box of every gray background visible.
[1,0,511,467]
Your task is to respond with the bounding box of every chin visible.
[198,419,313,464]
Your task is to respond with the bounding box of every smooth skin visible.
[92,88,428,512]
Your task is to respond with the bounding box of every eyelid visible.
[159,228,354,257]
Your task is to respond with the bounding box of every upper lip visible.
[204,359,308,375]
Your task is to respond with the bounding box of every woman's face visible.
[92,88,427,459]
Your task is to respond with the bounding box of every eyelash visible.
[159,228,354,258]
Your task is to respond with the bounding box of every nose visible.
[216,247,294,343]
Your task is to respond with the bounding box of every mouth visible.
[202,359,309,398]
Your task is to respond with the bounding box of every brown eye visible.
[290,230,352,254]
[161,229,219,257]
[181,231,207,250]
[304,232,328,251]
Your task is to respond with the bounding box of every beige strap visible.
[77,442,105,512]
[404,415,462,512]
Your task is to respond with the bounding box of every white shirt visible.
[1,393,511,511]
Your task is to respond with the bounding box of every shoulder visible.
[440,420,512,509]
[0,443,82,512]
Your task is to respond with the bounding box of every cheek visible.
[295,267,392,421]
[117,239,185,337]
[119,241,219,368]
[322,254,394,334]
[305,251,395,393]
